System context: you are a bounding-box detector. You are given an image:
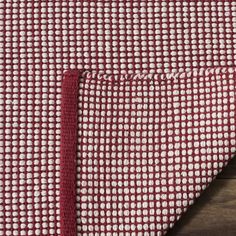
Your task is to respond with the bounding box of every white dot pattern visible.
[0,0,236,235]
[77,1,236,74]
[77,67,236,235]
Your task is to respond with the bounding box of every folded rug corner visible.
[60,67,236,236]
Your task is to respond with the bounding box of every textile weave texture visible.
[0,1,236,236]
[75,68,236,235]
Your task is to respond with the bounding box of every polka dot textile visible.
[0,1,236,236]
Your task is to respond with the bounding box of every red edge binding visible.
[60,70,80,236]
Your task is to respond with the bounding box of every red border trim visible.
[60,70,79,236]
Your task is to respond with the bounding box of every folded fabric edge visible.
[60,70,81,236]
[60,67,236,236]
[80,66,236,84]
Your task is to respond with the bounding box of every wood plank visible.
[167,179,236,236]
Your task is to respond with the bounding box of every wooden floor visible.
[167,156,236,236]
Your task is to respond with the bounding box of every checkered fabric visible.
[0,1,236,236]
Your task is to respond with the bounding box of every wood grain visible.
[167,158,236,236]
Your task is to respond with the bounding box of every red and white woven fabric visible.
[1,1,236,236]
